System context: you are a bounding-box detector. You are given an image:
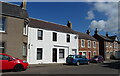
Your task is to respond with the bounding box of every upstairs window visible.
[0,17,6,32]
[23,23,28,35]
[67,34,70,42]
[81,39,85,47]
[53,32,57,41]
[88,40,91,48]
[37,30,43,40]
[93,41,96,48]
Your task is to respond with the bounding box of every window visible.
[23,43,27,57]
[88,40,91,48]
[81,40,85,47]
[53,32,57,41]
[106,42,108,47]
[0,43,5,53]
[110,43,112,47]
[37,30,43,40]
[37,48,43,60]
[0,17,6,31]
[23,23,28,35]
[93,51,96,56]
[67,34,70,42]
[114,43,118,48]
[59,49,64,58]
[82,52,87,57]
[93,41,96,48]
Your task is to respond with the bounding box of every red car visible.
[0,53,29,72]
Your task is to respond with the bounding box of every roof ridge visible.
[29,17,68,28]
[1,1,20,7]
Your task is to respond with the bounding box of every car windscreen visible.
[94,56,98,58]
[68,55,74,58]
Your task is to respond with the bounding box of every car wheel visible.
[13,64,24,72]
[76,61,80,66]
[87,61,90,65]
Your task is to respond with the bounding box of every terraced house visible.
[93,28,119,59]
[0,1,28,60]
[75,30,99,59]
[27,19,78,64]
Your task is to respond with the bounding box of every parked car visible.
[0,53,29,72]
[90,55,104,63]
[66,55,90,66]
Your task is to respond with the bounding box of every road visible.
[1,60,120,75]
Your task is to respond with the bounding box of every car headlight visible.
[22,60,28,63]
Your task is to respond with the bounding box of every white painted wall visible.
[27,27,78,64]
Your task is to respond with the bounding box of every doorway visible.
[52,48,57,62]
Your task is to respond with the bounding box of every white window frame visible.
[79,51,87,57]
[110,43,112,48]
[23,24,28,36]
[106,42,108,47]
[81,39,85,48]
[0,17,6,32]
[93,51,96,56]
[88,40,91,48]
[93,41,96,48]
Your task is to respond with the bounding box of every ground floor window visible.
[23,43,27,57]
[82,52,87,57]
[59,49,64,59]
[0,42,5,53]
[93,51,96,56]
[37,48,43,60]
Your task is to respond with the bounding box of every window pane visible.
[53,32,57,41]
[38,30,43,40]
[0,17,6,31]
[59,49,64,58]
[67,34,70,42]
[37,48,42,60]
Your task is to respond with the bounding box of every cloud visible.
[90,20,106,31]
[86,10,94,20]
[89,2,118,33]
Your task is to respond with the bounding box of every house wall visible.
[0,16,28,60]
[78,39,99,59]
[27,27,78,64]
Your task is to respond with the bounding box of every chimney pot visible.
[67,21,72,29]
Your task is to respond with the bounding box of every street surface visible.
[1,60,120,75]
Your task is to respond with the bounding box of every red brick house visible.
[93,28,119,59]
[75,30,99,59]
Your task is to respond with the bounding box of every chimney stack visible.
[94,28,98,34]
[106,32,109,37]
[67,21,72,29]
[20,0,27,10]
[86,29,90,35]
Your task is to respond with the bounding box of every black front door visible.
[53,48,57,62]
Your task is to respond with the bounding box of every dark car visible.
[66,55,90,66]
[90,55,104,63]
[0,53,29,72]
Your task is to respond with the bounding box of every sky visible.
[10,2,119,37]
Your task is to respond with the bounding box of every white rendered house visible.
[27,18,78,64]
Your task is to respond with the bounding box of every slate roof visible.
[96,34,113,41]
[29,18,76,34]
[108,36,116,41]
[0,1,28,19]
[74,31,97,41]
